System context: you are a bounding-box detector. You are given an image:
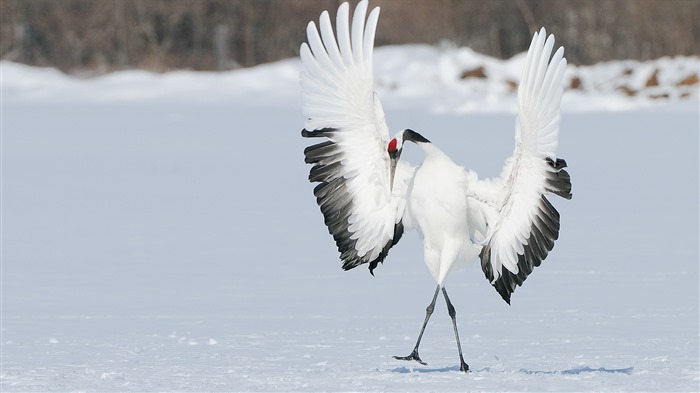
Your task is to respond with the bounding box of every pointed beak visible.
[390,156,397,191]
[389,149,400,191]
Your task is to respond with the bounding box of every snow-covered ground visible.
[1,45,698,392]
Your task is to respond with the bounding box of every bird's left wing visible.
[300,1,412,274]
[468,28,572,304]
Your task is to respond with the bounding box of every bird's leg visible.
[393,284,440,365]
[441,287,470,372]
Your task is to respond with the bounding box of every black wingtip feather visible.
[302,127,337,138]
[484,195,562,303]
[546,157,573,200]
[304,141,339,164]
[304,131,404,275]
[481,153,572,304]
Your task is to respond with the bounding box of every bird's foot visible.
[459,357,470,373]
[393,349,427,365]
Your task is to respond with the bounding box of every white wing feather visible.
[469,28,570,293]
[301,1,411,271]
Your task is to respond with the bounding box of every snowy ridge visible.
[374,45,699,113]
[2,45,697,112]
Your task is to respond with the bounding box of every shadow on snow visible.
[391,365,464,373]
[519,366,634,375]
[390,365,634,375]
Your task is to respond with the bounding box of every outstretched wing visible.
[468,28,572,304]
[300,1,412,274]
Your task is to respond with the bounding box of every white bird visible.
[300,1,571,372]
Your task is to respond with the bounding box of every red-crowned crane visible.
[300,0,572,372]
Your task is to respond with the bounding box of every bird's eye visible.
[388,138,397,153]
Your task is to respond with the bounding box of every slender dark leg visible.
[393,284,441,365]
[441,287,469,372]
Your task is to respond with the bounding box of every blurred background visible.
[1,0,698,74]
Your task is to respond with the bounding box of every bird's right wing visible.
[300,1,412,274]
[468,28,572,304]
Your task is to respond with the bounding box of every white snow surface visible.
[1,45,699,392]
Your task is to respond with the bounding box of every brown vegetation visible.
[677,74,699,86]
[460,66,487,79]
[645,69,660,87]
[569,77,583,90]
[1,0,698,73]
[617,85,637,97]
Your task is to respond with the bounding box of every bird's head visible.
[388,129,430,190]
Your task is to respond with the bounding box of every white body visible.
[408,144,483,284]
